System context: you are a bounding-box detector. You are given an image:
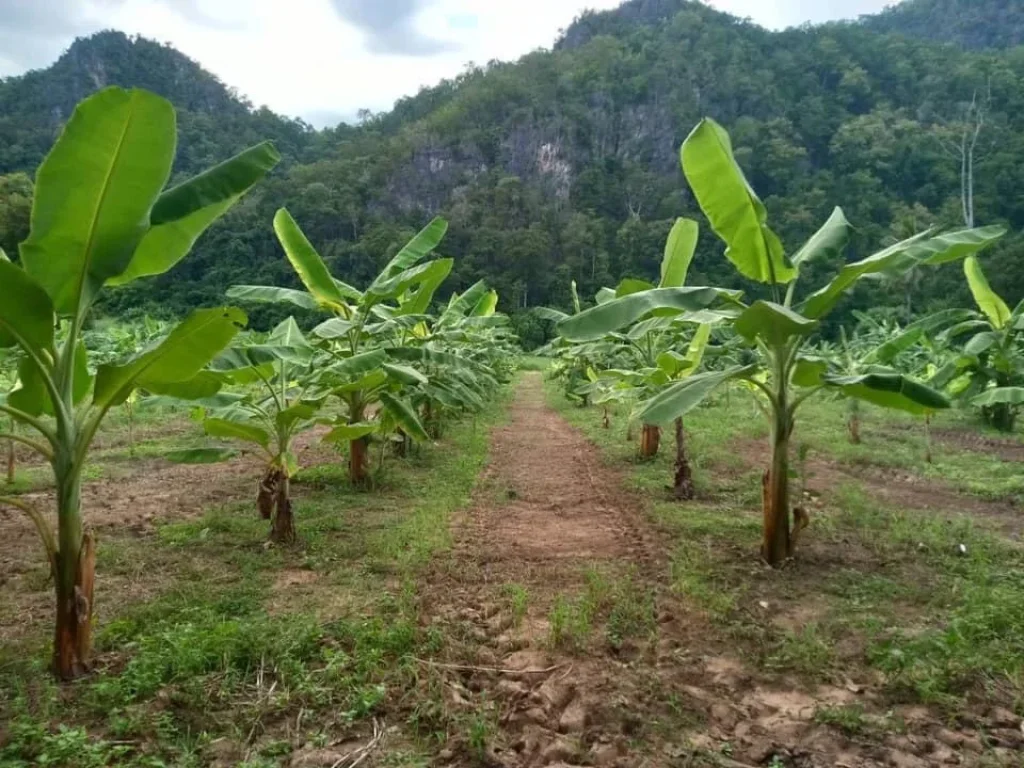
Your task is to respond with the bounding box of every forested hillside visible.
[1,0,1024,342]
[866,0,1024,50]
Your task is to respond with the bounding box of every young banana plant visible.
[558,117,1005,567]
[173,318,324,543]
[228,210,448,486]
[536,281,612,408]
[933,256,1024,431]
[0,87,279,678]
[599,218,736,472]
[395,280,511,439]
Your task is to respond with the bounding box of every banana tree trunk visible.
[53,468,93,680]
[349,437,369,487]
[924,414,933,464]
[269,473,295,544]
[762,412,792,567]
[6,420,14,484]
[423,400,441,440]
[126,400,135,459]
[639,424,660,459]
[602,407,610,429]
[626,421,634,442]
[673,417,695,500]
[983,402,1016,433]
[257,467,277,520]
[847,399,861,444]
[394,429,410,458]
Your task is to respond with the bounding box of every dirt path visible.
[446,372,662,583]
[423,372,670,766]
[421,374,1013,768]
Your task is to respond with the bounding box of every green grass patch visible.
[547,567,656,653]
[517,355,552,372]
[0,390,511,766]
[543,379,1024,709]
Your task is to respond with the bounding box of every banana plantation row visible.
[539,119,1010,569]
[0,87,1012,683]
[0,88,516,680]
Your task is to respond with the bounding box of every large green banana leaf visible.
[370,218,448,290]
[274,208,349,312]
[93,307,246,408]
[973,387,1024,407]
[802,227,1005,320]
[0,261,54,351]
[639,365,759,425]
[226,285,319,311]
[557,287,726,342]
[909,226,1006,265]
[204,418,271,449]
[825,373,949,414]
[964,255,1010,329]
[733,301,818,348]
[110,142,280,284]
[659,218,699,288]
[21,87,175,317]
[379,392,430,442]
[791,207,851,269]
[681,118,793,285]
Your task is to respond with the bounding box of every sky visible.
[0,0,899,127]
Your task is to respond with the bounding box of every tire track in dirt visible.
[422,372,669,767]
[420,375,1020,768]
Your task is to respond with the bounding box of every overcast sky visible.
[0,0,899,126]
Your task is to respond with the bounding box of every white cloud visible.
[0,0,902,126]
[710,0,896,27]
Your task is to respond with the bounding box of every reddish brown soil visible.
[930,427,1024,462]
[420,375,1020,767]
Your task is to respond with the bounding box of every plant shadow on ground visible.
[546,376,1024,764]
[0,391,511,767]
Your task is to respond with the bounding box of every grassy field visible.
[2,364,1023,767]
[546,374,1024,724]
[0,393,511,767]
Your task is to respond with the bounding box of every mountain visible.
[2,6,1024,341]
[0,31,313,174]
[865,0,1024,51]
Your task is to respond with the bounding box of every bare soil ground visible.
[924,426,1024,464]
[3,378,1021,766]
[419,375,1020,767]
[0,429,334,644]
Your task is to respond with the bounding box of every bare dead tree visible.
[938,83,991,228]
[961,91,985,227]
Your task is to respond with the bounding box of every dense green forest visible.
[1,0,1023,344]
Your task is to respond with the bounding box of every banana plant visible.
[829,318,935,444]
[568,220,718,486]
[0,87,278,678]
[536,282,601,406]
[391,280,512,439]
[229,210,448,486]
[934,256,1024,431]
[833,309,981,457]
[173,318,324,543]
[600,218,735,473]
[557,118,1005,566]
[86,317,170,457]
